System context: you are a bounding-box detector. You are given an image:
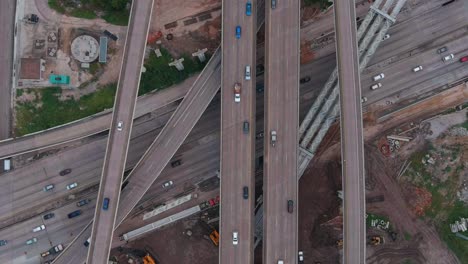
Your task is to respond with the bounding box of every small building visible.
[49,75,70,85]
[19,58,42,80]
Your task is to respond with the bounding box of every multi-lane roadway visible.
[219,0,257,263]
[86,0,154,263]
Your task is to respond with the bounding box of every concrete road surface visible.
[86,1,154,263]
[263,0,300,263]
[219,0,257,263]
[333,0,366,263]
[0,0,15,141]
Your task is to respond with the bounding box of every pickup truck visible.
[234,83,241,103]
[41,244,63,257]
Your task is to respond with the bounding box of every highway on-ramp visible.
[219,0,257,263]
[263,0,300,263]
[334,0,366,263]
[86,0,154,263]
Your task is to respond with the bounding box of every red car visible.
[460,56,468,63]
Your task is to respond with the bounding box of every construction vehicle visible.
[143,253,157,264]
[209,230,220,246]
[368,235,384,246]
[336,239,343,249]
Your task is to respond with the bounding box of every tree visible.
[111,0,128,10]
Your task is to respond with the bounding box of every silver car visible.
[66,182,78,190]
[26,237,38,245]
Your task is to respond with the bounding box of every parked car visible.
[0,240,7,246]
[243,186,249,199]
[245,1,252,16]
[300,76,311,84]
[76,199,90,207]
[171,159,182,168]
[67,210,82,219]
[232,231,239,245]
[26,237,38,245]
[43,184,54,192]
[245,65,251,80]
[117,121,123,131]
[460,56,468,63]
[371,83,382,90]
[372,73,385,81]
[162,180,174,188]
[442,53,454,62]
[243,121,250,134]
[33,225,46,232]
[437,46,448,54]
[59,168,72,176]
[287,200,294,213]
[412,65,423,72]
[43,213,55,220]
[66,182,78,190]
[235,26,241,39]
[103,198,110,210]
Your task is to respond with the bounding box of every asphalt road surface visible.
[263,0,300,263]
[86,1,154,263]
[333,0,366,263]
[0,0,15,140]
[219,0,256,263]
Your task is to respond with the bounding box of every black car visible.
[171,160,182,168]
[59,168,72,176]
[300,76,311,84]
[43,213,55,220]
[243,186,249,199]
[76,199,90,207]
[287,200,294,213]
[243,121,250,134]
[437,46,448,54]
[67,210,82,219]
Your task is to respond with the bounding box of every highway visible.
[333,0,366,263]
[219,0,256,263]
[86,0,154,263]
[0,0,15,141]
[263,0,300,263]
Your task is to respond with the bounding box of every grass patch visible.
[88,63,101,75]
[138,48,208,96]
[438,201,468,262]
[16,89,23,97]
[460,121,468,130]
[70,9,97,19]
[15,85,116,136]
[48,0,65,13]
[102,9,129,26]
[403,232,412,241]
[304,0,332,9]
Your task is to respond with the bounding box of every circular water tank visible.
[71,35,99,63]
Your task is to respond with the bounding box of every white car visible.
[117,121,123,131]
[442,54,454,62]
[298,251,304,262]
[32,225,45,232]
[370,83,382,90]
[372,73,385,81]
[245,65,251,80]
[412,65,423,72]
[26,237,38,245]
[43,184,54,192]
[361,96,368,103]
[66,182,78,190]
[232,231,239,245]
[162,180,173,188]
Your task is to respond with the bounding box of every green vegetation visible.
[402,259,413,264]
[460,121,468,130]
[15,85,116,136]
[47,0,130,25]
[88,63,101,75]
[438,201,468,262]
[403,232,412,241]
[16,89,24,97]
[304,0,332,9]
[139,48,208,96]
[365,213,389,228]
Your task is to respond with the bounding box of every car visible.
[382,34,390,40]
[243,121,249,134]
[162,180,174,188]
[361,97,368,103]
[245,1,252,16]
[26,237,38,245]
[232,231,239,245]
[298,251,304,262]
[76,199,90,207]
[278,260,284,264]
[287,200,294,213]
[412,65,423,72]
[271,0,277,9]
[84,237,91,247]
[300,76,311,84]
[271,130,277,147]
[43,213,55,220]
[442,53,454,62]
[0,240,7,246]
[234,83,241,103]
[370,83,382,90]
[43,184,55,192]
[41,251,50,257]
[243,186,249,199]
[103,198,110,210]
[460,56,468,62]
[33,225,46,232]
[437,46,448,54]
[235,26,241,39]
[66,182,78,190]
[245,65,251,80]
[68,210,82,219]
[372,73,385,81]
[117,121,123,131]
[59,168,72,176]
[171,159,182,168]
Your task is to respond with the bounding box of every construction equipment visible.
[336,239,343,249]
[143,253,157,264]
[209,230,220,246]
[368,235,384,246]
